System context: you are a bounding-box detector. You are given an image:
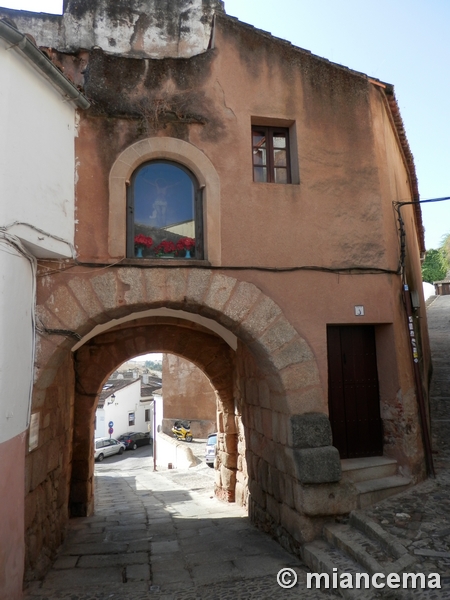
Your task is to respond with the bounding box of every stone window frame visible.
[109,137,221,264]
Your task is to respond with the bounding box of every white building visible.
[95,377,162,439]
[0,17,88,599]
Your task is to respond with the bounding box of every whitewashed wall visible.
[0,38,76,258]
[0,244,34,444]
[95,379,153,439]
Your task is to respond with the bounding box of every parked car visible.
[117,431,151,450]
[205,433,217,467]
[94,437,125,462]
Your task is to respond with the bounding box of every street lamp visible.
[107,393,115,405]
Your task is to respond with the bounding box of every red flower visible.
[155,240,176,254]
[134,234,153,248]
[176,237,195,250]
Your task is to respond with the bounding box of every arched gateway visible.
[30,268,354,579]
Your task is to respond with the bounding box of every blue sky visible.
[2,0,449,249]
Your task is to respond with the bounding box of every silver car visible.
[94,437,125,462]
[205,433,217,467]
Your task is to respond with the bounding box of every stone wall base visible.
[214,484,235,502]
[248,496,325,558]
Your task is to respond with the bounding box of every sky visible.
[1,0,449,249]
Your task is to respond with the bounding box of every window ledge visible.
[121,258,211,267]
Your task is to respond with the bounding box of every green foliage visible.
[145,360,162,372]
[422,248,448,283]
[440,233,450,264]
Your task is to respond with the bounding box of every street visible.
[25,437,329,599]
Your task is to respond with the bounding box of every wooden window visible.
[128,412,135,426]
[252,126,291,183]
[127,160,203,259]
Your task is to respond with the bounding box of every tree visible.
[422,248,448,283]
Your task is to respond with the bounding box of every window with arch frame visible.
[127,160,203,259]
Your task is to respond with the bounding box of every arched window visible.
[127,161,203,259]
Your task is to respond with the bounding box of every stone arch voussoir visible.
[36,268,325,415]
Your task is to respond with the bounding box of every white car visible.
[205,433,217,467]
[94,437,125,462]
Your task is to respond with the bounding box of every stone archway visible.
[29,267,350,579]
[71,318,237,515]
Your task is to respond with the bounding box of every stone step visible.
[355,475,413,509]
[323,522,416,575]
[302,513,416,599]
[302,538,372,600]
[341,456,398,483]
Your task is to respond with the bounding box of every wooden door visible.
[327,325,383,459]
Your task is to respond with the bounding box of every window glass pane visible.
[274,168,287,184]
[273,134,286,148]
[253,147,267,166]
[254,167,267,182]
[134,163,194,234]
[132,162,196,258]
[252,132,266,148]
[273,149,287,167]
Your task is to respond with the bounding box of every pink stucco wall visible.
[0,432,25,599]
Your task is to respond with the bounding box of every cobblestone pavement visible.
[365,296,450,588]
[24,442,333,600]
[23,296,450,599]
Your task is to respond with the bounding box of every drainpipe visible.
[0,18,90,110]
[403,284,435,477]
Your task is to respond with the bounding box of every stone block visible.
[245,378,258,406]
[266,494,281,522]
[142,269,167,305]
[221,452,238,469]
[221,281,261,327]
[91,271,118,311]
[279,361,320,392]
[68,278,105,322]
[235,481,247,506]
[214,468,222,488]
[165,269,188,305]
[274,445,295,477]
[261,408,273,440]
[240,296,282,342]
[256,381,270,411]
[223,433,238,453]
[293,480,357,516]
[279,504,322,544]
[293,446,341,484]
[248,478,266,510]
[222,414,237,435]
[117,268,145,306]
[285,387,326,415]
[220,465,236,491]
[253,407,263,434]
[185,269,212,305]
[204,274,237,312]
[35,304,64,332]
[270,338,314,371]
[51,285,87,331]
[257,316,297,353]
[283,475,295,509]
[290,413,332,449]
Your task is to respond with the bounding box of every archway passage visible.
[72,318,236,515]
[28,268,345,581]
